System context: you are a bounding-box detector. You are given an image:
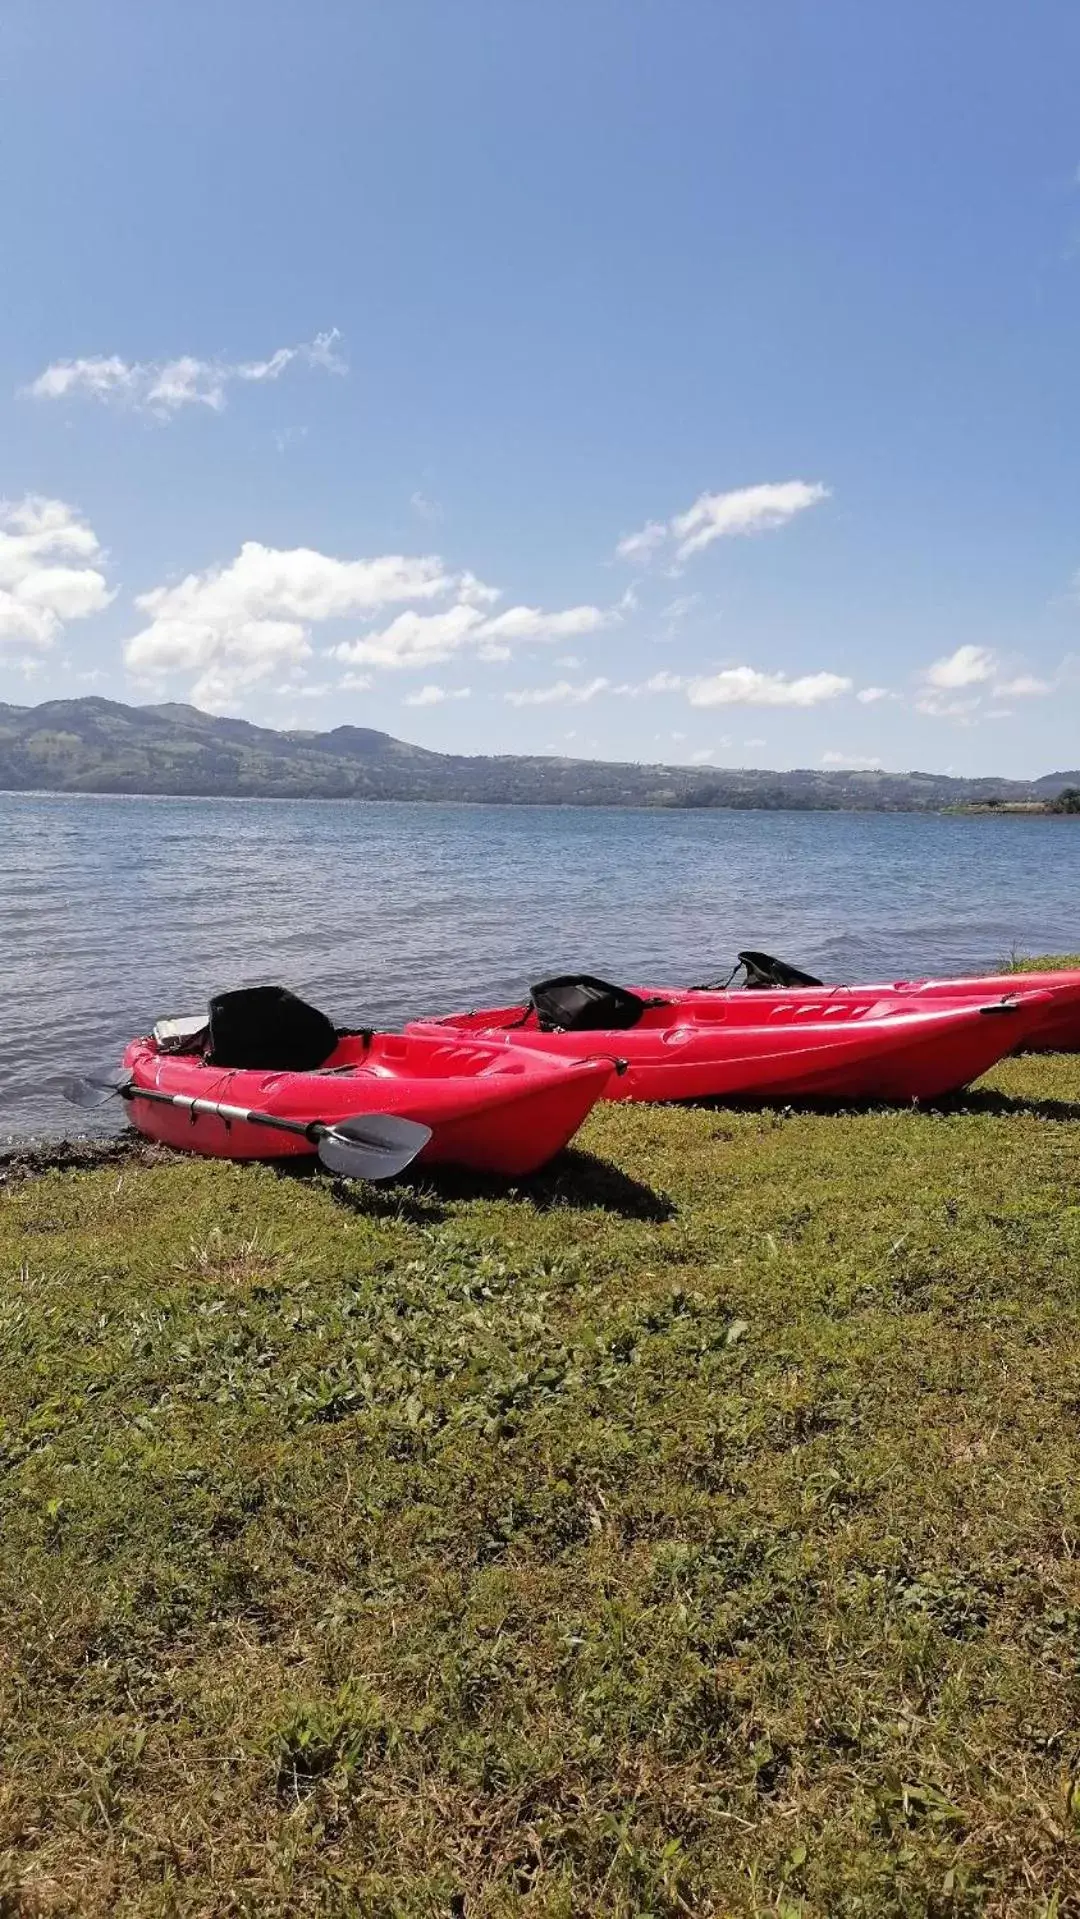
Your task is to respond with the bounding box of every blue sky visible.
[3,0,1080,776]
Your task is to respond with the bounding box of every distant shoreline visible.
[948,802,1078,817]
[4,786,1072,817]
[4,695,1078,813]
[6,783,1080,818]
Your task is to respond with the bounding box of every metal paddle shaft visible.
[61,1073,430,1181]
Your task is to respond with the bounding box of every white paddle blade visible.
[60,1069,134,1109]
[316,1113,432,1181]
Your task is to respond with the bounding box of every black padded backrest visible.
[738,949,824,989]
[528,974,648,1033]
[206,985,339,1070]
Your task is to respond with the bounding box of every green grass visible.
[4,1053,1080,1914]
[1003,952,1080,974]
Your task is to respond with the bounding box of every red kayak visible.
[705,972,1080,1054]
[407,987,1049,1104]
[121,1030,613,1176]
[684,952,1080,1053]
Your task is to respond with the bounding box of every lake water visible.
[2,791,1078,1140]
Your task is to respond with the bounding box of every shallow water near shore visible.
[3,790,1078,1139]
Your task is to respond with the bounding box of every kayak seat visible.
[738,950,824,989]
[206,985,340,1072]
[529,974,666,1033]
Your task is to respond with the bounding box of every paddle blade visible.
[60,1069,133,1109]
[316,1112,432,1182]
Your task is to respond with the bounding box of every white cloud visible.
[924,644,996,690]
[409,490,442,521]
[687,666,852,708]
[993,674,1052,697]
[404,683,471,706]
[617,480,829,566]
[615,520,666,563]
[276,680,331,699]
[125,540,456,709]
[332,597,609,673]
[672,482,829,561]
[822,751,883,769]
[335,604,486,672]
[917,652,1053,715]
[689,747,715,763]
[456,572,501,608]
[0,496,113,657]
[662,593,703,624]
[602,664,850,707]
[339,672,373,692]
[915,692,981,720]
[505,677,610,707]
[126,533,612,709]
[856,685,891,704]
[26,329,346,417]
[479,603,610,643]
[612,669,687,698]
[27,356,139,405]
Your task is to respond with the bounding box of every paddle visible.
[61,1072,431,1182]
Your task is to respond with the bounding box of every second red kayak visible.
[407,986,1049,1104]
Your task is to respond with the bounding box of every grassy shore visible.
[4,976,1080,1913]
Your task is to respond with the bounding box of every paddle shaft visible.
[119,1080,338,1143]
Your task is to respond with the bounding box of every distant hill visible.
[0,696,1076,811]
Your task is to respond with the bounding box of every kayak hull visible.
[658,972,1080,1054]
[121,1031,613,1176]
[407,993,1043,1105]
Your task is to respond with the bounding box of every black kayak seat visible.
[206,985,340,1071]
[738,950,824,989]
[528,974,657,1033]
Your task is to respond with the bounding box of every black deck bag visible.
[206,985,339,1071]
[528,974,651,1033]
[738,950,824,989]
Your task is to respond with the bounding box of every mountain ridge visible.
[0,695,1075,811]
